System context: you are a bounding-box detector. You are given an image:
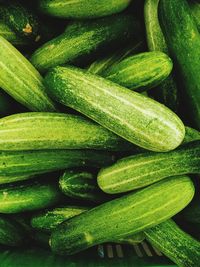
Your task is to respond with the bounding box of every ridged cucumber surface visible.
[50,176,194,255]
[98,140,200,194]
[45,65,185,152]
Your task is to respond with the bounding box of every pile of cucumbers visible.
[0,0,200,266]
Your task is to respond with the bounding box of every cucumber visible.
[0,174,34,185]
[0,112,134,151]
[159,0,200,130]
[190,1,200,32]
[50,175,194,255]
[102,51,173,92]
[0,149,114,178]
[0,180,62,213]
[182,199,200,224]
[144,0,178,112]
[39,0,131,19]
[184,126,200,143]
[0,36,56,111]
[45,65,185,152]
[30,14,137,73]
[145,219,200,267]
[98,140,200,194]
[59,170,110,203]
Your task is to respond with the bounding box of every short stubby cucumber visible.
[102,51,173,92]
[45,65,185,152]
[98,140,200,194]
[50,176,194,255]
[0,36,56,111]
[0,180,62,213]
[0,149,114,178]
[0,112,133,151]
[145,219,200,267]
[39,0,131,19]
[31,14,137,73]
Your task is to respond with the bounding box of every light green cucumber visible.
[50,176,194,255]
[45,65,185,152]
[97,140,200,194]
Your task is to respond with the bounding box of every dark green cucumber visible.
[45,65,185,152]
[0,36,56,111]
[39,0,131,19]
[98,140,200,194]
[190,1,200,32]
[144,0,178,112]
[50,175,194,255]
[31,14,137,73]
[0,112,134,151]
[102,51,173,92]
[0,180,62,213]
[0,149,114,178]
[182,199,200,224]
[145,219,200,267]
[59,170,110,203]
[159,0,200,129]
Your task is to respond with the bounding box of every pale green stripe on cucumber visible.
[97,140,200,194]
[45,65,185,152]
[0,174,34,185]
[145,219,200,267]
[50,176,194,255]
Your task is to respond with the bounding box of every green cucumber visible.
[182,199,200,224]
[101,51,173,92]
[50,175,194,255]
[184,126,200,143]
[31,14,137,73]
[0,174,34,185]
[159,0,200,129]
[98,140,200,194]
[144,0,178,112]
[0,112,134,151]
[0,180,62,213]
[59,170,110,203]
[39,0,131,19]
[145,219,200,267]
[45,65,185,152]
[190,1,200,32]
[0,36,56,111]
[0,149,114,178]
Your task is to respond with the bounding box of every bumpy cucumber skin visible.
[31,14,136,73]
[45,65,185,152]
[98,140,200,194]
[0,112,133,151]
[159,0,200,130]
[103,51,173,92]
[145,219,200,267]
[0,36,56,111]
[144,0,178,112]
[0,149,114,178]
[39,0,131,19]
[0,181,61,213]
[50,176,194,255]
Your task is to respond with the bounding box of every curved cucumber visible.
[145,219,200,267]
[31,14,136,73]
[0,36,56,111]
[45,65,185,152]
[39,0,131,19]
[98,140,200,194]
[50,176,194,255]
[0,112,133,151]
[159,0,200,129]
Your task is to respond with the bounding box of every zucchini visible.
[0,36,56,111]
[0,180,62,213]
[0,149,114,178]
[145,219,200,267]
[45,65,185,152]
[102,51,173,92]
[182,199,200,224]
[144,0,178,112]
[50,175,194,255]
[0,112,134,151]
[159,0,200,130]
[98,140,200,194]
[31,14,137,73]
[59,170,110,203]
[39,0,131,19]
